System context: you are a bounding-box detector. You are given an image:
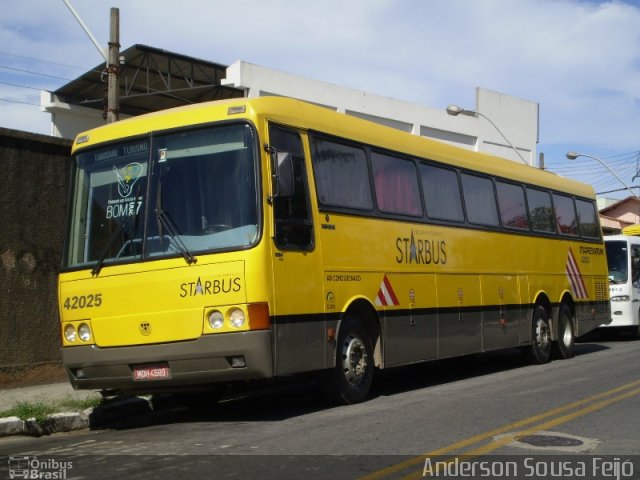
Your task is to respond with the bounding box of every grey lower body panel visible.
[62,330,273,393]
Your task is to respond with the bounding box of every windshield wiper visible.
[154,207,197,265]
[91,213,133,277]
[155,175,196,265]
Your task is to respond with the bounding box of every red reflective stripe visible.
[382,275,400,306]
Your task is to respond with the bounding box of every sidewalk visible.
[0,381,100,412]
[0,381,151,437]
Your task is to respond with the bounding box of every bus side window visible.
[268,126,314,250]
[527,187,556,233]
[461,173,499,226]
[552,193,578,236]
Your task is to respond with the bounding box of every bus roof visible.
[73,96,595,199]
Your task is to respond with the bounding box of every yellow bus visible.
[59,96,610,404]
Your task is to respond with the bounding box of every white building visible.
[41,45,539,165]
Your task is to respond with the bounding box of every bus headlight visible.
[78,323,92,342]
[610,295,630,302]
[229,308,246,328]
[64,324,77,343]
[208,310,224,329]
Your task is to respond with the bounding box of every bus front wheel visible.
[322,315,374,405]
[529,306,552,364]
[552,304,575,359]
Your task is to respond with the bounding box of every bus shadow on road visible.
[91,340,613,431]
[371,337,611,399]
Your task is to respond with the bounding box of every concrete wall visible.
[43,58,539,165]
[0,128,72,369]
[40,90,131,140]
[221,61,539,165]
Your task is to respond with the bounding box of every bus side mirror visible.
[272,151,294,198]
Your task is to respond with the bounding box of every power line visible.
[0,65,72,81]
[0,50,86,71]
[0,81,44,91]
[0,97,40,107]
[597,186,640,195]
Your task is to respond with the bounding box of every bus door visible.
[268,125,325,375]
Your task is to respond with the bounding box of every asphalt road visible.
[1,332,639,479]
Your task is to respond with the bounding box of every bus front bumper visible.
[62,330,273,394]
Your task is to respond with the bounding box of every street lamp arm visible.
[565,152,638,199]
[446,105,528,165]
[61,0,108,61]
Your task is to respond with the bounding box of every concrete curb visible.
[0,416,24,436]
[0,397,152,437]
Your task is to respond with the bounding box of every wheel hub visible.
[536,319,550,351]
[342,335,368,385]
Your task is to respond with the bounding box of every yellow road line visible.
[360,378,640,480]
[400,385,640,480]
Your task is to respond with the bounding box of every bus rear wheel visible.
[552,304,575,359]
[322,315,374,405]
[529,306,552,364]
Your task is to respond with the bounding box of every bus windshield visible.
[606,240,628,284]
[64,124,259,269]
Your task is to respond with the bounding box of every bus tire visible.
[321,315,374,405]
[529,305,552,364]
[552,304,574,359]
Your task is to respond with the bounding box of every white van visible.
[604,234,640,336]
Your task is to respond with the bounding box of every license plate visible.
[133,363,171,381]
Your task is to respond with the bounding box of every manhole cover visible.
[516,434,584,447]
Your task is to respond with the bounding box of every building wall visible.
[0,128,72,369]
[221,61,539,165]
[43,58,539,166]
[41,90,131,140]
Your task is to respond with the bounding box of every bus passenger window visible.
[575,199,600,239]
[496,181,529,229]
[311,138,373,211]
[420,164,464,222]
[527,188,555,233]
[371,152,422,216]
[553,194,578,236]
[461,173,499,226]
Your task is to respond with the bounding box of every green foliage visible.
[0,402,56,423]
[0,396,103,422]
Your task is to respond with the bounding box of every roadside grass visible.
[0,397,103,423]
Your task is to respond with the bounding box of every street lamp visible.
[565,152,638,198]
[446,105,529,165]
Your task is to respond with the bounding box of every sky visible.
[1,0,639,199]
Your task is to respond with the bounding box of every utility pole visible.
[62,1,120,123]
[106,7,120,123]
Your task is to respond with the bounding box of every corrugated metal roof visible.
[54,44,244,117]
